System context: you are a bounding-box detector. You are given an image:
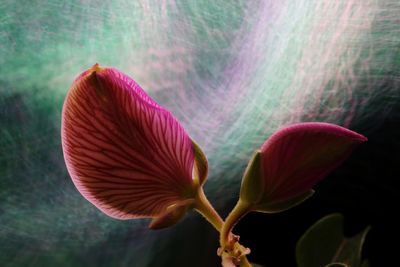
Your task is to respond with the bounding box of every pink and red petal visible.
[62,65,197,219]
[259,122,367,205]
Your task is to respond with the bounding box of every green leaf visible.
[296,213,370,267]
[324,264,348,267]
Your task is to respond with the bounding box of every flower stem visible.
[194,188,224,231]
[240,256,253,267]
[220,200,251,248]
[194,189,253,267]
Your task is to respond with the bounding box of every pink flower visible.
[61,64,207,226]
[241,122,367,212]
[221,122,367,254]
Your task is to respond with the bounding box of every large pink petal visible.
[62,64,196,219]
[259,122,367,205]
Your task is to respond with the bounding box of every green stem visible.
[240,256,253,267]
[220,200,251,248]
[194,189,253,267]
[194,188,224,231]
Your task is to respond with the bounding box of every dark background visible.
[236,102,400,266]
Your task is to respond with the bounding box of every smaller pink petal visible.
[62,64,203,220]
[259,122,367,205]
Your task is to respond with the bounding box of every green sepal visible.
[239,151,264,204]
[253,190,314,213]
[296,213,370,267]
[192,140,208,186]
[240,151,314,213]
[148,199,195,230]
